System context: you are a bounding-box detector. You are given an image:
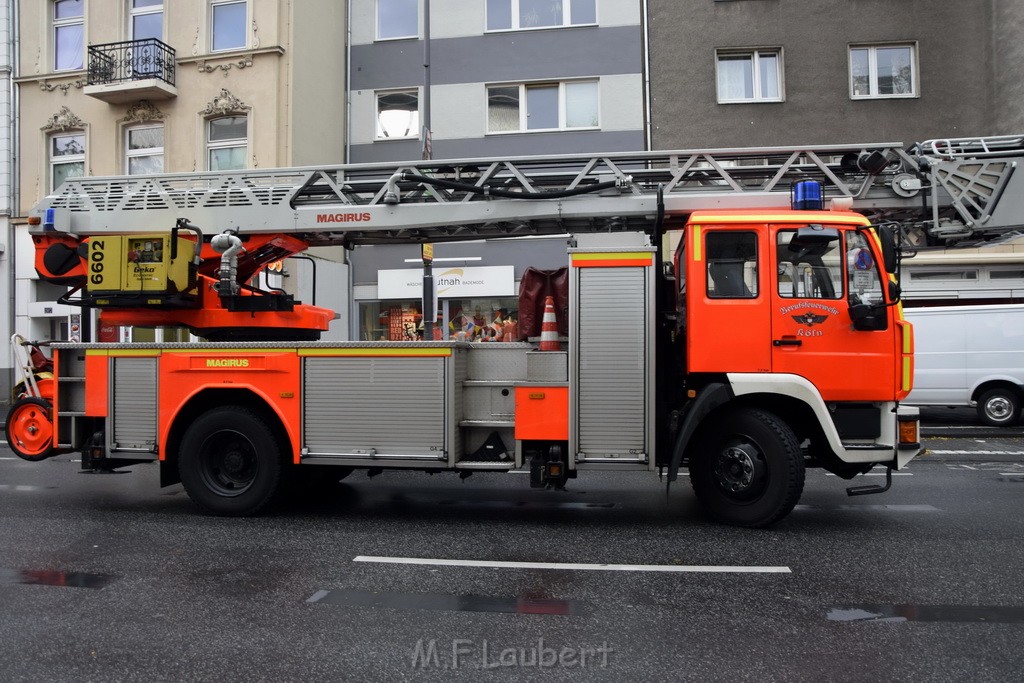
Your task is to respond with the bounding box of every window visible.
[487,80,598,133]
[207,116,247,170]
[50,133,85,190]
[486,0,596,31]
[845,231,885,306]
[909,269,978,281]
[850,44,916,99]
[131,0,163,40]
[776,230,842,299]
[716,49,782,103]
[706,232,758,298]
[211,0,246,52]
[376,91,419,139]
[130,1,163,76]
[126,125,164,174]
[53,0,84,71]
[377,0,418,40]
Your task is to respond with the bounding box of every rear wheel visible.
[5,397,57,462]
[689,408,805,528]
[977,388,1021,427]
[178,406,284,516]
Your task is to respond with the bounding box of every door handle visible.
[773,339,802,347]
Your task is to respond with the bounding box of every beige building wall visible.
[16,0,347,215]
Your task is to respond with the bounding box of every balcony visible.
[84,39,178,104]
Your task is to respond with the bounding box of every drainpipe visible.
[345,1,352,163]
[641,0,652,151]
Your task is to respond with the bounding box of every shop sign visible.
[378,266,515,299]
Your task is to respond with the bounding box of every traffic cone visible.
[539,296,559,351]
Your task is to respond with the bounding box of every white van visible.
[904,304,1024,426]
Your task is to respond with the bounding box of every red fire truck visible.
[8,143,927,527]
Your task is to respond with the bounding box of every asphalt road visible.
[1,429,1022,682]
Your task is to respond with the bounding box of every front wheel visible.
[977,388,1021,427]
[689,408,805,528]
[178,407,285,516]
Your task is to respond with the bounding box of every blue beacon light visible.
[791,180,824,211]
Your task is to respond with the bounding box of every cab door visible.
[686,225,772,374]
[769,225,896,401]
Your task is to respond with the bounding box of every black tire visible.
[977,388,1021,427]
[689,408,805,528]
[178,406,285,516]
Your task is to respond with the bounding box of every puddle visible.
[308,588,582,615]
[828,604,1024,623]
[0,568,118,589]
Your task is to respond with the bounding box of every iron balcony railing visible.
[87,39,175,86]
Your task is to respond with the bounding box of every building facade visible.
[13,0,349,349]
[0,0,13,402]
[648,0,1024,149]
[347,0,647,340]
[348,0,647,163]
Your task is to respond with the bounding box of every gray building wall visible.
[992,0,1024,135]
[649,0,1003,149]
[348,0,646,163]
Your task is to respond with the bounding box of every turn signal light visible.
[898,419,919,445]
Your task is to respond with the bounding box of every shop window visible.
[359,298,520,342]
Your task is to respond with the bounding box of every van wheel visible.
[977,388,1021,427]
[178,407,284,516]
[689,408,805,527]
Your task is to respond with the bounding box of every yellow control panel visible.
[86,234,194,295]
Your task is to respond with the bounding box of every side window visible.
[846,230,885,305]
[706,232,758,299]
[776,230,843,299]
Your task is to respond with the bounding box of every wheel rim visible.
[985,396,1013,422]
[197,429,260,497]
[8,403,54,459]
[711,440,767,501]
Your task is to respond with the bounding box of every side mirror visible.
[888,280,901,303]
[849,303,888,331]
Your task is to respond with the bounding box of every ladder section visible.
[915,134,1024,159]
[34,143,920,243]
